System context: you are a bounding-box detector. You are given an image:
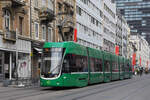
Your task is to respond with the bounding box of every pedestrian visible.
[139,67,143,76]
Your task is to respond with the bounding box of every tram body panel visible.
[88,48,104,84]
[103,51,111,83]
[111,54,119,81]
[40,42,132,87]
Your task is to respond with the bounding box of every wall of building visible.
[116,12,123,56]
[55,0,76,42]
[122,17,128,58]
[129,35,150,68]
[76,0,103,50]
[0,0,31,81]
[116,0,150,44]
[0,0,30,37]
[103,0,116,53]
[30,0,54,42]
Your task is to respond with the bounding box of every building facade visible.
[30,0,76,81]
[76,0,117,52]
[30,0,55,81]
[129,35,150,68]
[122,17,129,58]
[0,0,76,83]
[116,12,122,56]
[76,0,103,50]
[116,0,150,44]
[55,0,76,42]
[103,0,116,53]
[0,0,31,82]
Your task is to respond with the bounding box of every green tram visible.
[40,42,132,87]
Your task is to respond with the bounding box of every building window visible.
[82,0,89,5]
[35,22,39,38]
[4,10,10,30]
[91,17,95,24]
[48,27,52,42]
[42,0,46,7]
[42,25,46,40]
[34,0,38,7]
[96,20,99,26]
[76,6,82,16]
[19,16,23,35]
[48,0,53,10]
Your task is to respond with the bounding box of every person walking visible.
[139,67,143,76]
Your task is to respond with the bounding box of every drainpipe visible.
[29,0,33,82]
[30,0,32,39]
[9,53,12,80]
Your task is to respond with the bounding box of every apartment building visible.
[55,0,76,42]
[116,12,123,56]
[122,17,129,58]
[116,0,150,44]
[76,0,103,50]
[103,0,116,53]
[30,0,76,80]
[0,0,31,81]
[30,0,55,80]
[129,35,150,68]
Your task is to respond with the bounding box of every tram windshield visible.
[41,48,64,78]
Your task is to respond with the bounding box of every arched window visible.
[4,10,10,30]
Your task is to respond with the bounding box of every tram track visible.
[0,87,41,94]
[0,79,130,100]
[1,75,149,100]
[52,75,150,100]
[0,88,53,100]
[71,76,150,100]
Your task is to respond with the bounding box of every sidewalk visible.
[0,80,40,89]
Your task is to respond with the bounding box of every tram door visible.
[0,52,4,81]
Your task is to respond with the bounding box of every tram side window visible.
[62,54,88,73]
[90,58,103,72]
[104,61,110,72]
[90,58,95,72]
[112,62,115,72]
[82,56,88,72]
[112,61,119,72]
[95,58,102,72]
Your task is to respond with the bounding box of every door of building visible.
[0,52,4,81]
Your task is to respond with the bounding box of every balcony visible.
[63,0,74,16]
[63,21,74,33]
[39,7,55,23]
[11,0,25,7]
[3,30,16,42]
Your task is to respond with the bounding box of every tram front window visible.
[41,48,64,78]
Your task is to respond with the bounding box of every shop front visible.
[0,35,31,82]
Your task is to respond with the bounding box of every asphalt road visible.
[0,74,150,100]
